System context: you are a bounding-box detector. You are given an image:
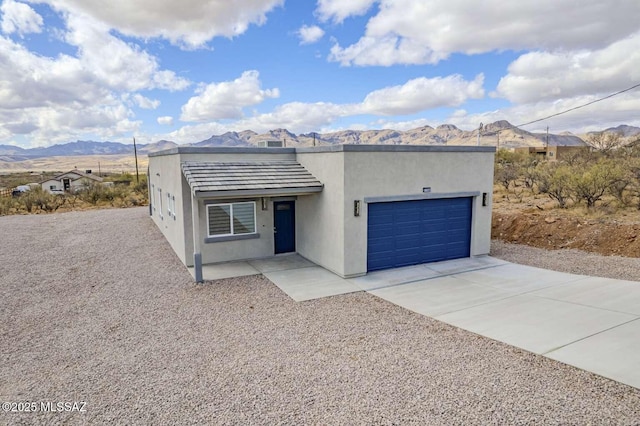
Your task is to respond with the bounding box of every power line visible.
[515,82,640,128]
[482,82,640,137]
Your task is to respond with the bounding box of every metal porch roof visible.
[181,161,323,197]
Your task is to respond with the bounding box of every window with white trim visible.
[151,184,155,211]
[167,192,172,217]
[171,195,177,220]
[207,202,256,237]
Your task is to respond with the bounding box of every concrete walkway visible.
[189,254,361,301]
[192,254,640,389]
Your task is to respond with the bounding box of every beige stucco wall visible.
[296,152,345,276]
[148,153,189,264]
[341,149,494,277]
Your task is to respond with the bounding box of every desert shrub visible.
[625,160,640,210]
[535,163,574,208]
[0,197,14,215]
[132,174,148,200]
[494,149,535,193]
[79,182,105,205]
[570,159,625,209]
[102,185,131,207]
[19,187,66,212]
[494,162,520,192]
[587,132,626,157]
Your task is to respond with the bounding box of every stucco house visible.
[148,145,495,282]
[41,169,103,194]
[514,145,589,162]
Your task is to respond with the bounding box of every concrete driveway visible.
[195,254,640,390]
[349,256,640,390]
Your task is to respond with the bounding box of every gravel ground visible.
[492,239,640,282]
[1,207,639,425]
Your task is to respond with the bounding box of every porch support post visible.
[191,192,203,283]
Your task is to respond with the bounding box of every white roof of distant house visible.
[40,169,103,184]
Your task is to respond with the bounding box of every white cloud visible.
[0,0,43,36]
[495,32,640,104]
[40,0,284,49]
[180,70,279,122]
[297,25,324,45]
[326,0,640,66]
[64,13,190,92]
[236,102,347,132]
[0,26,182,144]
[0,3,195,145]
[0,36,108,109]
[359,74,484,115]
[165,73,485,140]
[330,35,442,67]
[132,94,160,109]
[157,116,174,126]
[316,0,376,23]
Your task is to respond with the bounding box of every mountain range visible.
[1,121,639,161]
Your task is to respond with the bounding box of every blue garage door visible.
[367,197,472,272]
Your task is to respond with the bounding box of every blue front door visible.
[274,201,295,254]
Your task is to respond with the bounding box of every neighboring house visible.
[41,169,104,194]
[514,146,589,162]
[148,145,495,283]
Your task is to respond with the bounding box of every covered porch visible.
[181,160,324,282]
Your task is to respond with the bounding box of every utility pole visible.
[477,123,483,146]
[133,137,140,183]
[545,126,549,149]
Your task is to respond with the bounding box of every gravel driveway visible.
[1,207,639,424]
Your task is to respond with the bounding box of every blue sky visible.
[1,0,639,148]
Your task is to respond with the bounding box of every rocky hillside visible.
[192,120,589,149]
[4,122,640,161]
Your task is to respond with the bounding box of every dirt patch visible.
[493,212,640,257]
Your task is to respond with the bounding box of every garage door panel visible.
[367,197,472,272]
[395,224,422,236]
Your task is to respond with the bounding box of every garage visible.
[367,197,473,272]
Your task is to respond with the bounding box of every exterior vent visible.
[257,140,284,148]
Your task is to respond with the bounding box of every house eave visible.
[193,186,323,199]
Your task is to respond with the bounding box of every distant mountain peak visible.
[436,124,459,131]
[485,120,515,130]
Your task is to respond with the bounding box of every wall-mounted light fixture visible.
[422,187,431,193]
[482,192,488,207]
[261,197,268,211]
[354,200,361,217]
